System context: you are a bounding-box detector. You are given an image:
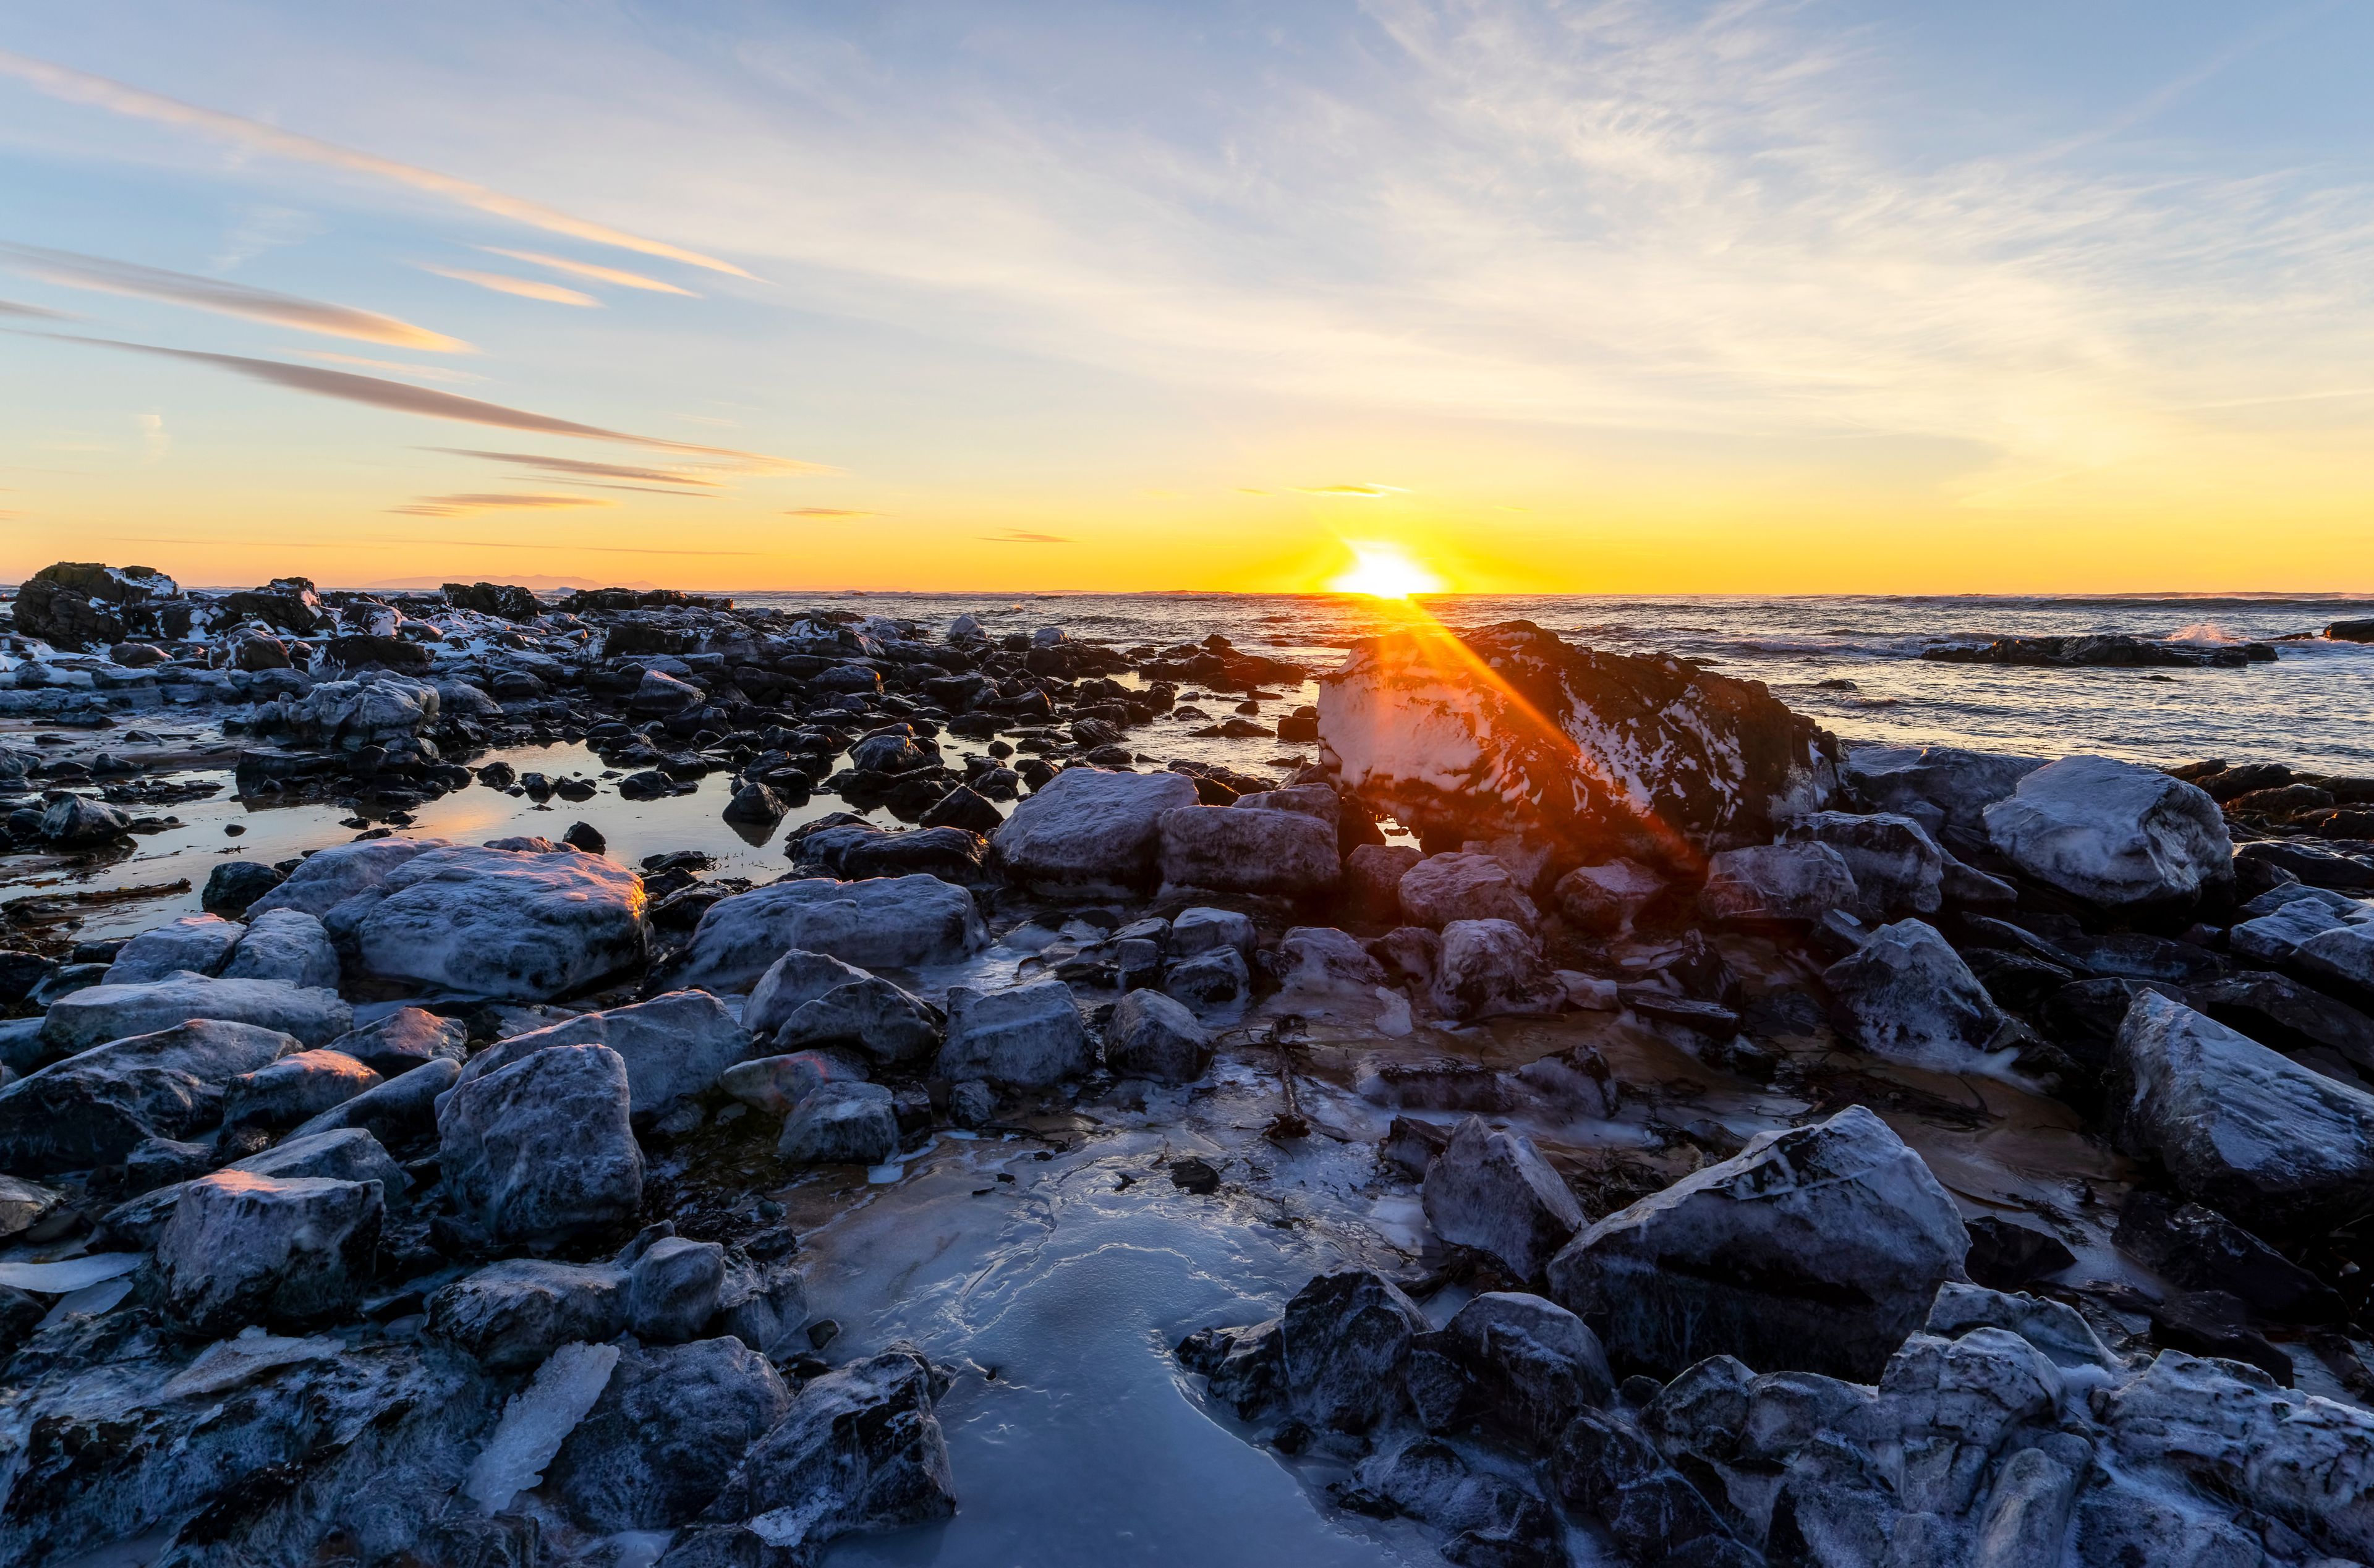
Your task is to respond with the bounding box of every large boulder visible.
[437,1043,644,1243]
[990,766,1201,894]
[250,672,439,750]
[40,972,351,1054]
[1546,1106,1970,1381]
[0,1020,298,1172]
[102,915,244,985]
[548,1337,793,1532]
[1398,852,1540,929]
[1983,755,2233,910]
[457,991,748,1116]
[937,980,1090,1088]
[1429,919,1566,1020]
[1697,841,1859,924]
[1839,744,2045,839]
[340,844,649,1000]
[2111,991,2374,1239]
[156,1171,384,1336]
[1156,805,1340,894]
[676,875,986,990]
[12,561,190,647]
[219,907,341,989]
[1823,918,2019,1073]
[1319,621,1837,872]
[244,836,452,925]
[1781,811,1946,920]
[1422,1117,1585,1279]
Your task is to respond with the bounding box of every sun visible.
[1327,541,1444,598]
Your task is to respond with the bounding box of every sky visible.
[2,0,2372,595]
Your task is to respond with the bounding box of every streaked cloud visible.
[390,492,615,517]
[1295,484,1402,497]
[420,265,598,307]
[2,243,469,350]
[426,447,720,485]
[483,249,697,296]
[302,352,484,383]
[0,298,68,320]
[981,530,1070,544]
[43,332,806,460]
[786,507,877,517]
[0,47,757,280]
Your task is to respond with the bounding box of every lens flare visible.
[1326,541,1442,598]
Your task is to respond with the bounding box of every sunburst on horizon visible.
[1325,541,1444,598]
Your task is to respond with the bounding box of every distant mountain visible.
[347,574,664,593]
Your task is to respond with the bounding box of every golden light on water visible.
[1325,541,1444,598]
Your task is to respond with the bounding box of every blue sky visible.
[3,1,2371,591]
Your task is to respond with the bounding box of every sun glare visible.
[1327,541,1443,598]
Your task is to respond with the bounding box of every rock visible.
[549,1337,793,1531]
[1782,811,1945,920]
[0,1019,299,1173]
[919,783,1004,834]
[244,834,450,923]
[2237,837,2374,891]
[1823,918,2019,1073]
[1398,851,1540,929]
[437,1043,644,1244]
[290,1054,459,1144]
[1410,1290,1612,1448]
[38,794,131,846]
[1552,858,1665,938]
[1865,1328,2062,1515]
[221,1048,383,1133]
[1983,755,2232,910]
[2072,1474,2266,1568]
[1922,1280,2121,1373]
[457,991,749,1116]
[327,1006,469,1077]
[1349,1437,1565,1566]
[1342,843,1423,923]
[2297,923,2374,1007]
[41,965,350,1059]
[1547,1106,1970,1381]
[442,579,542,619]
[1276,925,1386,991]
[1156,805,1340,894]
[2111,991,2374,1239]
[768,978,942,1068]
[201,860,286,915]
[427,1258,629,1371]
[254,672,439,748]
[682,1349,954,1562]
[1281,1269,1431,1433]
[744,947,871,1036]
[337,843,648,1001]
[1697,841,1859,926]
[2115,1192,2342,1323]
[677,874,986,990]
[777,1080,901,1165]
[720,1049,866,1116]
[156,1171,383,1335]
[630,667,706,716]
[1423,1118,1586,1279]
[218,907,340,989]
[937,979,1089,1088]
[1549,1408,1737,1562]
[1430,918,1566,1020]
[1164,946,1253,1012]
[1320,620,1837,871]
[989,765,1201,892]
[1840,744,2047,838]
[1104,989,1213,1082]
[2098,1349,2374,1561]
[12,561,190,647]
[630,1237,727,1344]
[103,915,244,985]
[103,1125,409,1248]
[1512,1044,1622,1118]
[1170,905,1256,958]
[1961,1216,2077,1292]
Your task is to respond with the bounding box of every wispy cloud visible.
[38,331,805,459]
[0,48,757,280]
[2,243,468,350]
[482,248,697,296]
[1295,484,1402,497]
[786,507,877,517]
[981,529,1070,544]
[0,298,68,320]
[302,352,484,383]
[420,265,597,307]
[391,492,615,516]
[425,447,718,485]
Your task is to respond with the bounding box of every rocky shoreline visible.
[2,563,2373,1566]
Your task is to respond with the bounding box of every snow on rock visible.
[989,765,1201,894]
[463,1341,623,1514]
[156,1171,384,1336]
[1781,810,1947,920]
[457,990,747,1116]
[1983,754,2234,910]
[2110,990,2374,1239]
[1156,804,1340,895]
[1823,918,2021,1074]
[101,914,244,985]
[0,1019,300,1173]
[1319,621,1837,875]
[40,971,351,1054]
[1421,1117,1585,1279]
[1546,1105,1970,1381]
[676,874,986,991]
[342,842,648,1000]
[436,1043,644,1244]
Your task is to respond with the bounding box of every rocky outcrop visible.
[11,562,190,648]
[1984,755,2233,910]
[1319,621,1837,874]
[341,842,648,1000]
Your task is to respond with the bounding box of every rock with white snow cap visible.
[936,979,1089,1088]
[156,1171,384,1335]
[40,970,351,1054]
[0,1019,299,1172]
[252,672,439,750]
[437,1043,643,1244]
[989,765,1201,893]
[1840,743,2046,839]
[1423,1117,1585,1279]
[1551,858,1666,938]
[677,875,986,991]
[1984,755,2233,910]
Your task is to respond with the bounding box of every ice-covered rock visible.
[1923,1280,2121,1373]
[243,834,450,925]
[675,1349,953,1564]
[1823,918,2020,1073]
[1408,1291,1612,1449]
[1169,905,1255,958]
[1398,851,1540,930]
[1164,945,1253,1012]
[989,765,1200,893]
[102,915,244,985]
[290,1053,459,1144]
[339,843,647,1000]
[1782,810,1946,920]
[1277,925,1386,991]
[437,1043,644,1244]
[427,1258,629,1371]
[1840,744,2046,839]
[1984,755,2233,910]
[1547,1106,1970,1381]
[1551,858,1665,938]
[0,1019,299,1172]
[548,1337,793,1531]
[252,672,439,750]
[1422,1117,1585,1279]
[1429,918,1566,1020]
[1319,620,1837,872]
[40,971,351,1054]
[103,1125,407,1247]
[1698,841,1859,924]
[777,1080,901,1165]
[1103,989,1212,1082]
[629,1237,727,1344]
[219,907,341,988]
[156,1171,384,1335]
[2111,991,2374,1239]
[220,1048,382,1132]
[937,978,1090,1088]
[325,1006,467,1077]
[1156,804,1340,894]
[457,990,748,1116]
[677,873,987,990]
[1282,1269,1430,1434]
[463,1341,623,1514]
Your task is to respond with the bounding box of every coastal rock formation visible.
[1983,755,2233,910]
